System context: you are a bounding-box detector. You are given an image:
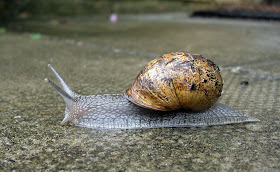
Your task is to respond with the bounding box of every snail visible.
[45,52,259,129]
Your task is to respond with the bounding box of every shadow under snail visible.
[45,52,259,129]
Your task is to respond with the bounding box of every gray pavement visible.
[0,13,279,171]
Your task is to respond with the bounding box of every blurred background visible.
[1,0,280,25]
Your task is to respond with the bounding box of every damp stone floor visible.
[0,13,279,171]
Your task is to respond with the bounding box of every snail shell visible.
[45,52,259,129]
[125,52,223,111]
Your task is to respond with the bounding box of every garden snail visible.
[45,52,259,129]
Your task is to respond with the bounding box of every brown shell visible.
[124,52,223,111]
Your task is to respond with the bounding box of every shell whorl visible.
[125,52,223,111]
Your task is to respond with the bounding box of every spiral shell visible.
[124,52,223,111]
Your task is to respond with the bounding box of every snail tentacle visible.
[46,65,80,124]
[44,78,75,124]
[48,64,76,97]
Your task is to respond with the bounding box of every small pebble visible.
[240,81,249,86]
[245,123,263,131]
[6,142,12,146]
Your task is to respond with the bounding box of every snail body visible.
[45,52,259,129]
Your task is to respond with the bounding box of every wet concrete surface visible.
[1,13,279,171]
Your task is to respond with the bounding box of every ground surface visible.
[0,13,279,171]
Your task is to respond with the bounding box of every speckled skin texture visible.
[67,95,259,129]
[125,52,223,111]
